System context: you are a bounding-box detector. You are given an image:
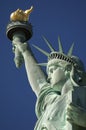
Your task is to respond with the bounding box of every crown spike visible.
[42,35,55,52]
[67,43,74,56]
[58,36,64,53]
[32,44,49,56]
[36,63,47,66]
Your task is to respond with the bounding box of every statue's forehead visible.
[47,59,70,68]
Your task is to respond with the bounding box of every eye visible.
[49,68,53,73]
[49,66,57,73]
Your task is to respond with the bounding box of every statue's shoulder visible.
[39,83,51,95]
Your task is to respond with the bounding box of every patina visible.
[6,7,86,130]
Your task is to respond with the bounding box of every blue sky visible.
[0,0,86,130]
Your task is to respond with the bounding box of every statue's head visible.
[33,36,86,86]
[47,51,85,86]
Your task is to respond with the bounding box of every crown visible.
[33,36,84,71]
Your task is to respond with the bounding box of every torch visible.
[6,6,33,68]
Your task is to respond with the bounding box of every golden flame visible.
[10,6,33,22]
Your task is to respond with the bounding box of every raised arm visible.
[6,7,47,97]
[12,33,47,97]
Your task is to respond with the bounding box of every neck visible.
[51,78,73,93]
[51,78,67,92]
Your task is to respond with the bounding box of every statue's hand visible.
[12,45,24,68]
[13,41,28,54]
[67,103,86,127]
[12,42,28,68]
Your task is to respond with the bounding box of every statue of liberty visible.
[6,6,86,130]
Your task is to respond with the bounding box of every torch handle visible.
[12,32,26,68]
[13,45,24,68]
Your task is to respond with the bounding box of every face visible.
[47,60,71,86]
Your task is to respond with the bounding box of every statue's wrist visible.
[21,43,33,56]
[16,42,28,53]
[22,49,32,57]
